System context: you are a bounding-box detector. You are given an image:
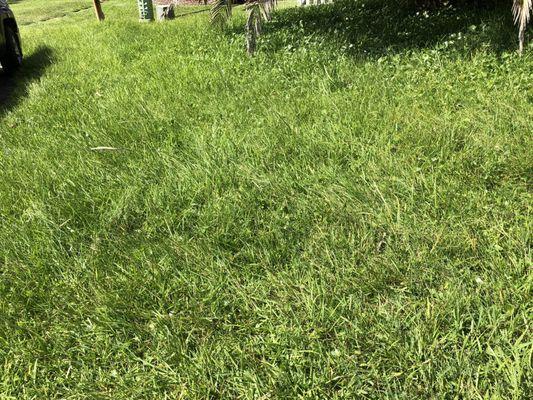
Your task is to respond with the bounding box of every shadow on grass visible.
[0,46,54,118]
[259,0,518,58]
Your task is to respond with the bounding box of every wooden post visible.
[93,0,105,21]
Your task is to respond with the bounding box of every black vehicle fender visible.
[1,16,20,57]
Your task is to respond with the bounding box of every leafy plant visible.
[210,0,276,55]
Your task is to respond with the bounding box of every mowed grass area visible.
[7,0,94,26]
[0,0,532,398]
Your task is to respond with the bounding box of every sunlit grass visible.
[0,0,531,398]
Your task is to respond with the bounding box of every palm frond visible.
[209,0,277,54]
[512,0,532,53]
[512,0,532,26]
[245,1,261,55]
[211,0,234,25]
[260,0,276,22]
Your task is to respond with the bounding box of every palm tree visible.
[211,0,276,55]
[512,0,532,54]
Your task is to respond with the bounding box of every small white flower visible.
[331,349,341,357]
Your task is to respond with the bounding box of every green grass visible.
[7,0,93,25]
[1,0,532,398]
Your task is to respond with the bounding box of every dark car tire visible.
[1,25,23,75]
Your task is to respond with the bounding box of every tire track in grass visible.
[17,5,93,26]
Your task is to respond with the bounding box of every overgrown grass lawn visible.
[0,0,531,398]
